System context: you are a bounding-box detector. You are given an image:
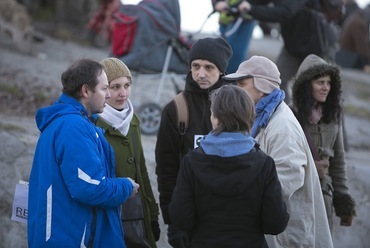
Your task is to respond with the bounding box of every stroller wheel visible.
[137,102,162,135]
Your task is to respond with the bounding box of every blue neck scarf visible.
[201,132,256,157]
[250,89,285,137]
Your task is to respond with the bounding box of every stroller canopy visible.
[117,0,189,74]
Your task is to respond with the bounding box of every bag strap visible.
[302,125,320,160]
[173,92,188,135]
[290,107,320,160]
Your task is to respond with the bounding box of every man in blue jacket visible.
[27,58,139,247]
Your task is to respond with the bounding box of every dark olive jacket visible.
[96,114,159,247]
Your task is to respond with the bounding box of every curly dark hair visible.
[293,72,342,124]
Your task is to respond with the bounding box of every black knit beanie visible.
[188,37,232,73]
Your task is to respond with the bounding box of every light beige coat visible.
[256,102,333,248]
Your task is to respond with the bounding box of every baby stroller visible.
[111,0,190,135]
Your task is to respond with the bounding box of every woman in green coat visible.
[96,57,160,247]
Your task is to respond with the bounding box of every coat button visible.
[127,157,134,164]
[122,140,129,146]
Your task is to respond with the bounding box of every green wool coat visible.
[96,114,159,247]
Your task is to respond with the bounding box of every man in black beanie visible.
[155,37,232,248]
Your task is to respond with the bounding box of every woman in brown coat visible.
[291,54,357,234]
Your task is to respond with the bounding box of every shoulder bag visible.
[121,132,151,248]
[121,193,151,248]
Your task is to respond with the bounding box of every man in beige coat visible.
[224,56,333,247]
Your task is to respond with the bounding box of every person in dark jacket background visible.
[337,0,360,27]
[169,85,289,248]
[155,37,232,248]
[337,4,370,71]
[212,0,257,73]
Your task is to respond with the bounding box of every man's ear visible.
[80,84,90,98]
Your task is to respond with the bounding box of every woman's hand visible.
[340,215,354,226]
[314,160,329,179]
[126,177,140,198]
[238,1,251,13]
[214,1,229,12]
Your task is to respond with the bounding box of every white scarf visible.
[99,99,134,136]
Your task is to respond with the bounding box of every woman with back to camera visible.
[169,85,289,247]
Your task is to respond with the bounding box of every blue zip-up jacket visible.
[28,93,133,248]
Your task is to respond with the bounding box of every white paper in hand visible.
[11,180,29,224]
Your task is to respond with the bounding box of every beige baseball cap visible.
[223,56,281,94]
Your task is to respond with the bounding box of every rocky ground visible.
[0,32,369,247]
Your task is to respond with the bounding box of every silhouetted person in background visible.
[337,0,360,27]
[336,4,370,72]
[212,0,257,73]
